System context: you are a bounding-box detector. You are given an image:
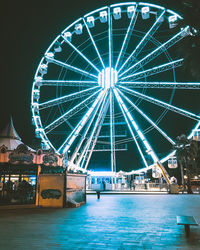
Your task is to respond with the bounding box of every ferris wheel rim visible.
[31,2,199,174]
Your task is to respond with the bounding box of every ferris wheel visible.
[31,2,200,175]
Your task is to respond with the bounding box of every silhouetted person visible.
[102,181,106,191]
[96,191,100,199]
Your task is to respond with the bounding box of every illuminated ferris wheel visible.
[31,2,200,176]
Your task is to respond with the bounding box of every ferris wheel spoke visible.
[119,58,183,81]
[76,91,109,167]
[117,88,175,145]
[46,57,98,79]
[119,85,200,121]
[115,5,138,70]
[81,94,110,169]
[119,26,190,77]
[39,80,98,87]
[58,90,105,153]
[115,89,159,163]
[83,128,101,170]
[118,10,165,74]
[110,89,115,172]
[114,89,155,167]
[83,18,105,69]
[39,86,100,110]
[188,121,200,139]
[69,90,107,164]
[108,7,113,68]
[45,89,101,134]
[62,35,100,73]
[118,81,200,89]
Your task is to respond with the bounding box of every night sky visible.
[1,0,197,171]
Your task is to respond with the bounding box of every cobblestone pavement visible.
[0,195,200,249]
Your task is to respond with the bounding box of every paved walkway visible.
[0,195,200,249]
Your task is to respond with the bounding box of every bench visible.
[177,216,198,236]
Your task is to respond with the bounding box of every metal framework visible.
[31,2,200,181]
[120,59,184,81]
[119,81,200,89]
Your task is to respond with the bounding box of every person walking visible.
[96,191,100,199]
[102,181,106,191]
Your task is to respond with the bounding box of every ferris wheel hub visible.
[98,67,118,89]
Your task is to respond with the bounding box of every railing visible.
[87,183,169,192]
[107,183,168,191]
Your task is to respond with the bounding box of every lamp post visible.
[175,144,186,193]
[66,150,71,170]
[63,150,71,207]
[67,150,71,160]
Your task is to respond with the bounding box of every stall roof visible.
[0,117,34,151]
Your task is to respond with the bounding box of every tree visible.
[173,134,199,193]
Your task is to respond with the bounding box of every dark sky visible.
[0,0,187,148]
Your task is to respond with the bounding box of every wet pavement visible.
[0,194,200,249]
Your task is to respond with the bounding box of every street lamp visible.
[67,150,71,161]
[63,150,71,171]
